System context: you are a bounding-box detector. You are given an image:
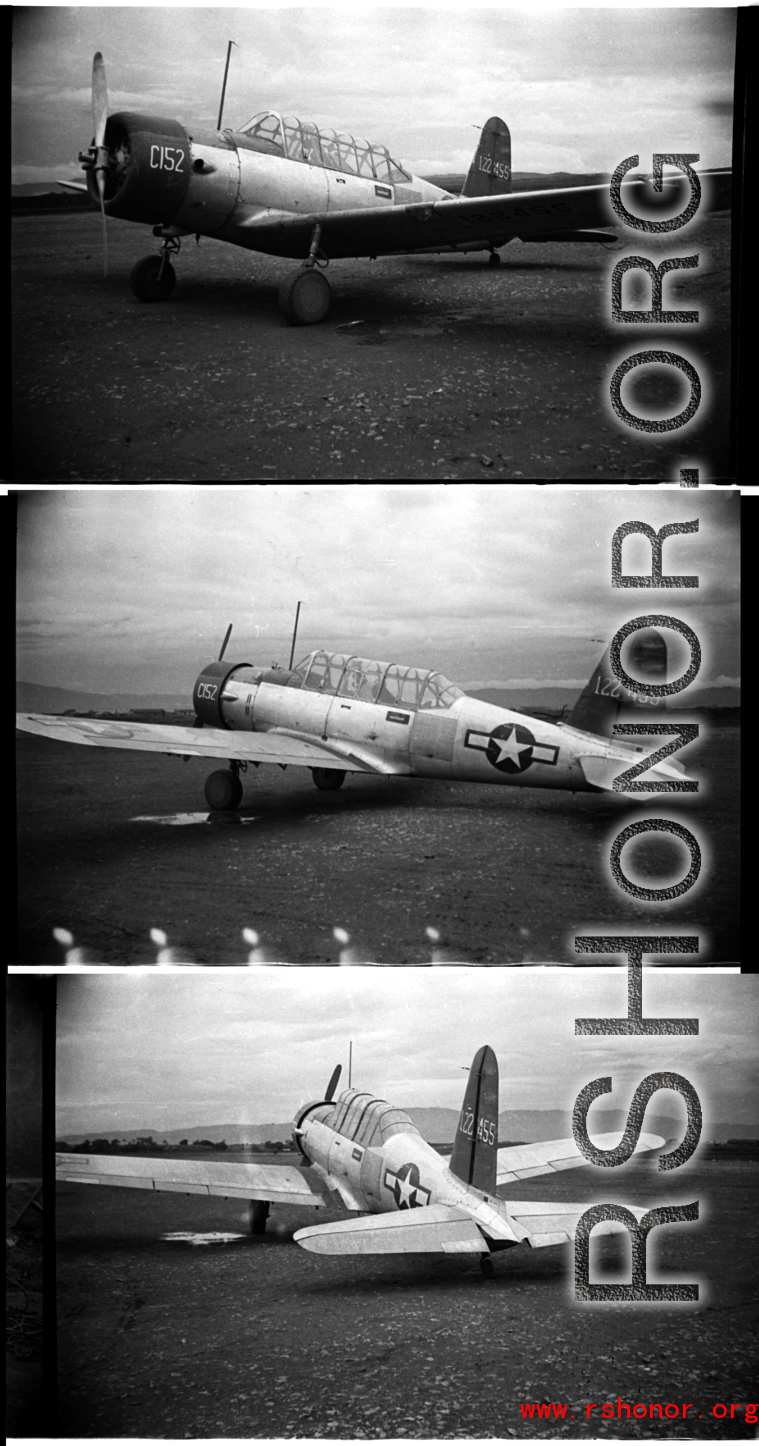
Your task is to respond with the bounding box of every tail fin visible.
[462,117,512,198]
[448,1045,499,1194]
[566,629,667,737]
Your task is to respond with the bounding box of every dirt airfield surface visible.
[11,210,730,481]
[55,1157,757,1439]
[16,725,738,965]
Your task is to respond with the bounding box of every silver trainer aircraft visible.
[16,627,694,811]
[57,1045,664,1275]
[66,52,731,324]
[16,627,693,811]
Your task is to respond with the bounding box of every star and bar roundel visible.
[383,1162,431,1209]
[464,722,559,774]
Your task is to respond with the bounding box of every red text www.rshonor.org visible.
[520,1400,757,1424]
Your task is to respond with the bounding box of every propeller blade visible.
[325,1064,342,1101]
[218,623,233,661]
[92,53,109,278]
[92,51,108,146]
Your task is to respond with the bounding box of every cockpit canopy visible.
[306,1089,421,1149]
[289,651,465,711]
[237,111,412,183]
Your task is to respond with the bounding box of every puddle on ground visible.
[161,1231,248,1247]
[130,813,260,826]
[335,319,446,343]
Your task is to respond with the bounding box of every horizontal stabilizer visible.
[524,229,617,244]
[578,752,693,794]
[506,1198,648,1248]
[294,1204,488,1255]
[56,1153,329,1207]
[497,1131,664,1184]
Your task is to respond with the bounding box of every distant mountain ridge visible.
[55,1106,751,1147]
[20,678,739,718]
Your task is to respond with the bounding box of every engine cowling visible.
[86,111,193,223]
[192,660,255,728]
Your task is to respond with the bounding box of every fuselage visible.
[94,108,451,258]
[293,1088,522,1246]
[192,648,656,792]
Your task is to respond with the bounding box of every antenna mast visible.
[288,601,303,669]
[216,40,237,131]
[348,1040,353,1089]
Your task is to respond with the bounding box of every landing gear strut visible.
[247,1200,270,1235]
[204,761,244,810]
[130,235,180,302]
[279,222,332,325]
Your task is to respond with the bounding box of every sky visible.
[11,5,736,187]
[55,967,758,1134]
[16,485,740,697]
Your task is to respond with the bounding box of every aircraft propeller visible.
[91,51,110,277]
[324,1064,342,1101]
[218,623,233,661]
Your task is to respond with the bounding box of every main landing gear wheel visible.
[204,768,243,810]
[480,1255,496,1278]
[130,254,176,302]
[488,252,501,267]
[311,767,346,791]
[247,1201,270,1235]
[278,268,331,325]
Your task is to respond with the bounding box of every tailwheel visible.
[279,268,331,325]
[247,1200,270,1235]
[204,768,243,810]
[311,767,346,791]
[130,254,176,302]
[480,1254,496,1278]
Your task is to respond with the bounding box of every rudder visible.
[462,116,512,198]
[448,1045,499,1194]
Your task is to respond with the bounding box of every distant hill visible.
[19,677,739,720]
[17,680,190,715]
[468,685,739,713]
[57,1106,751,1148]
[421,170,610,196]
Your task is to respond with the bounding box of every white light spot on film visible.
[150,928,167,947]
[242,928,259,946]
[333,927,350,945]
[53,927,74,947]
[425,927,440,941]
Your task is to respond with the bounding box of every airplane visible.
[16,626,695,811]
[56,1044,665,1277]
[63,51,731,325]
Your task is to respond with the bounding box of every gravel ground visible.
[16,725,738,964]
[55,1157,758,1439]
[11,210,730,481]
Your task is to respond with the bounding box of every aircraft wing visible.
[55,1153,330,1207]
[294,1204,488,1254]
[496,1131,664,1184]
[505,1198,648,1248]
[233,171,731,261]
[16,713,379,774]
